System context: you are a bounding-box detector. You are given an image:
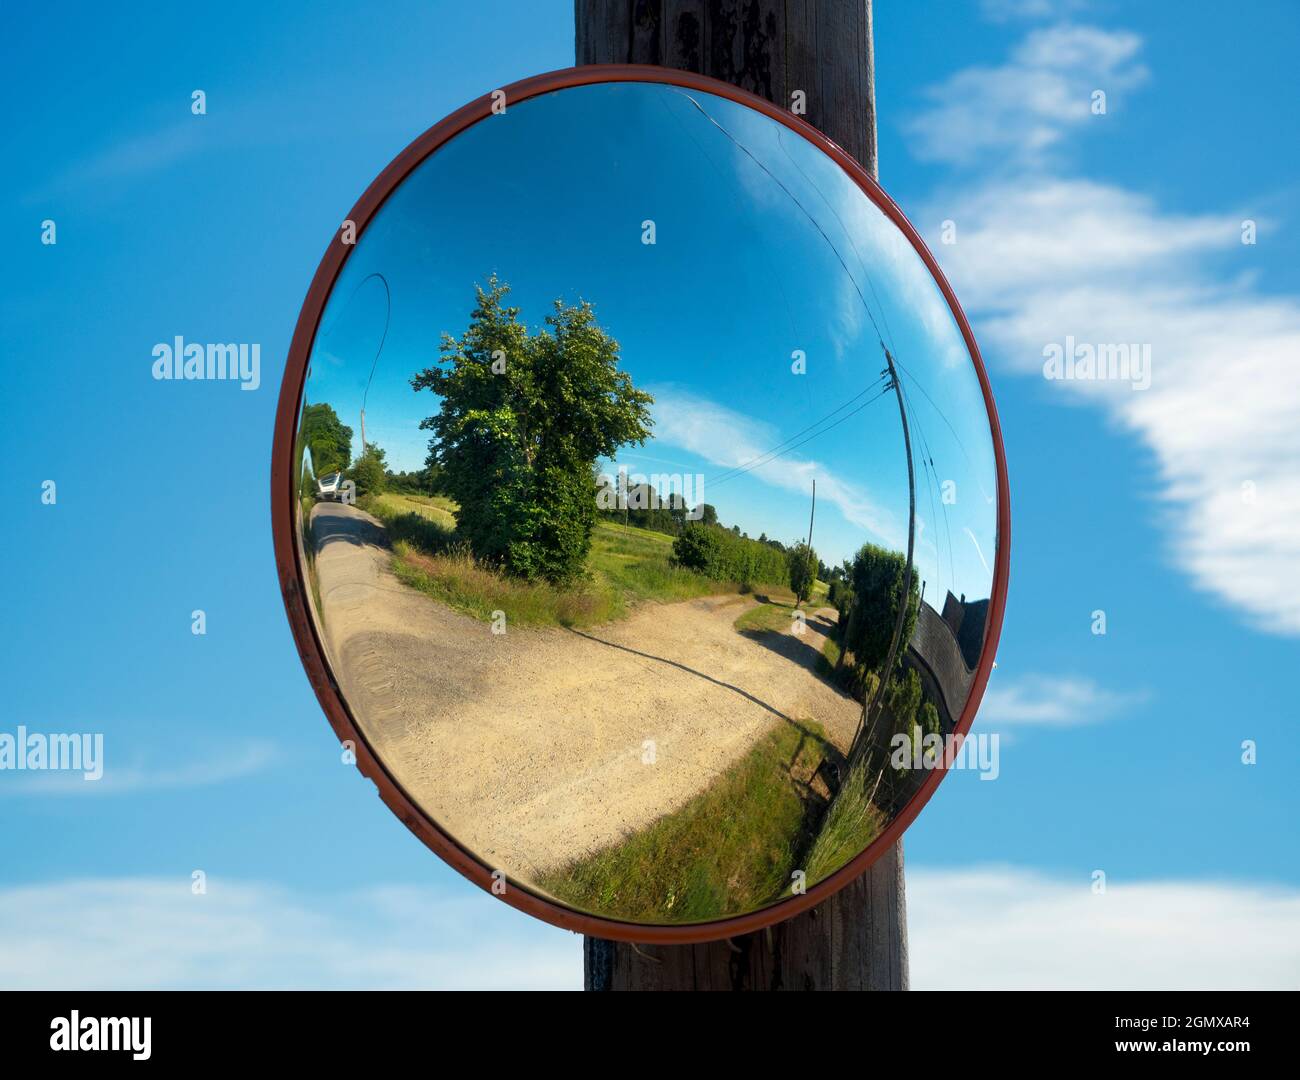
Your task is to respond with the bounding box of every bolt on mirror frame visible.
[270,64,1012,946]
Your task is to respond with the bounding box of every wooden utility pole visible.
[577,0,907,991]
[806,477,816,549]
[856,349,917,762]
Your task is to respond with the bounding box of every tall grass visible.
[361,493,801,630]
[819,630,843,675]
[300,505,326,628]
[392,541,620,627]
[381,510,457,555]
[366,492,457,532]
[538,707,894,920]
[539,707,889,920]
[589,522,733,605]
[732,593,803,635]
[802,756,888,886]
[537,720,830,922]
[364,494,616,626]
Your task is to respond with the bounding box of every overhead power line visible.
[707,374,888,487]
[709,382,892,488]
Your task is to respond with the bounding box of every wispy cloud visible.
[0,877,577,990]
[1,739,278,797]
[646,385,902,546]
[32,121,208,202]
[912,27,1300,635]
[978,674,1145,728]
[909,865,1300,989]
[907,24,1147,168]
[979,0,1090,23]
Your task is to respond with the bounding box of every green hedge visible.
[671,524,789,588]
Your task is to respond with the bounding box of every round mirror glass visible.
[278,71,1007,935]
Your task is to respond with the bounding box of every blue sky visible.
[305,78,997,595]
[2,0,1297,988]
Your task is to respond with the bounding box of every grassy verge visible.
[362,494,754,628]
[819,629,842,677]
[366,491,458,531]
[537,720,833,922]
[392,541,620,627]
[588,521,739,606]
[802,756,888,886]
[732,593,803,635]
[734,593,844,684]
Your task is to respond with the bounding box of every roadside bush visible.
[841,663,880,705]
[348,443,388,498]
[671,523,788,587]
[885,667,923,736]
[671,522,724,576]
[843,543,920,676]
[918,700,941,739]
[916,700,942,767]
[413,277,654,585]
[298,465,317,510]
[788,542,818,605]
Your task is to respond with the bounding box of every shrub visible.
[671,523,788,587]
[348,442,387,498]
[671,522,725,577]
[842,663,880,704]
[787,542,818,605]
[916,700,942,767]
[885,668,923,736]
[842,543,920,676]
[412,277,653,585]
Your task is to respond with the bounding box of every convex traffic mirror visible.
[273,67,1009,942]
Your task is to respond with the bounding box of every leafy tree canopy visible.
[348,442,387,497]
[787,542,819,605]
[413,276,654,583]
[843,542,920,675]
[301,402,353,476]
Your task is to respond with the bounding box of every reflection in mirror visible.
[290,81,1000,925]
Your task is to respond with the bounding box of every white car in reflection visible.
[316,471,345,501]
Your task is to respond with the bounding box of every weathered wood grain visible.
[574,0,877,173]
[584,840,906,989]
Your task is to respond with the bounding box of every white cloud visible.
[977,673,1143,728]
[909,866,1300,989]
[980,0,1090,22]
[932,180,1240,312]
[913,30,1300,635]
[4,870,1295,990]
[1,739,278,797]
[0,878,578,990]
[907,25,1147,167]
[825,170,973,371]
[646,385,903,547]
[30,122,207,203]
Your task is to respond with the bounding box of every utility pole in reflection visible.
[806,477,816,549]
[853,348,917,762]
[577,0,907,991]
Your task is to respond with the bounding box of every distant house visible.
[940,590,990,671]
[905,591,988,733]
